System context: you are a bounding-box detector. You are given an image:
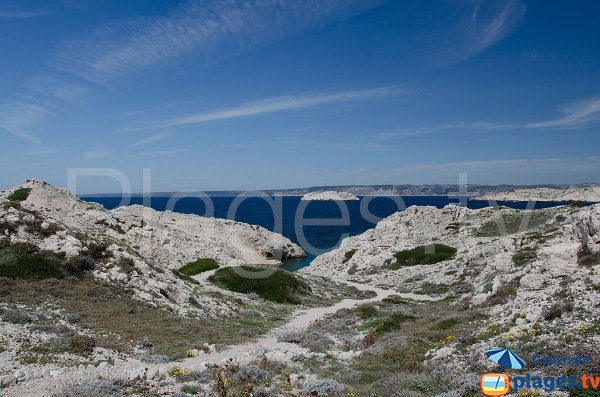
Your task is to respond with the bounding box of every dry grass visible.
[3,277,290,359]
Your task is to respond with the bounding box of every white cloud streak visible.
[127,85,407,131]
[527,96,600,129]
[441,0,526,64]
[0,101,50,144]
[129,148,191,156]
[0,9,52,18]
[377,122,520,139]
[130,131,173,147]
[377,94,600,140]
[53,0,388,84]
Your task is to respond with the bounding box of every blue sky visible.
[1,0,599,193]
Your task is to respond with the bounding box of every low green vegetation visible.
[0,240,96,279]
[436,318,460,330]
[476,210,553,237]
[208,266,311,304]
[4,274,289,360]
[391,244,457,269]
[512,247,538,266]
[416,282,450,295]
[171,269,199,284]
[370,312,416,335]
[342,249,357,264]
[357,303,378,319]
[304,297,481,397]
[0,240,290,360]
[177,258,220,276]
[7,187,31,202]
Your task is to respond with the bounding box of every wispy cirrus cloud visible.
[123,85,408,132]
[0,9,52,18]
[129,148,191,156]
[377,95,600,140]
[0,101,51,144]
[53,0,388,84]
[439,0,526,65]
[130,131,173,147]
[526,96,600,129]
[4,0,387,144]
[377,122,520,139]
[22,74,88,104]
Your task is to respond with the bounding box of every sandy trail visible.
[4,278,435,397]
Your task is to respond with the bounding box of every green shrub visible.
[208,266,310,304]
[357,304,378,319]
[363,312,416,335]
[0,276,14,296]
[417,282,450,295]
[178,258,219,276]
[171,269,199,284]
[68,334,97,355]
[436,318,459,330]
[0,242,64,279]
[512,248,537,266]
[391,244,456,269]
[2,309,32,324]
[347,264,358,275]
[476,211,552,237]
[86,242,109,259]
[343,249,357,264]
[66,256,96,274]
[7,187,31,202]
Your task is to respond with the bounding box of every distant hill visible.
[81,183,585,197]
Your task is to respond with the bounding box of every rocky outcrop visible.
[301,191,359,201]
[302,203,600,324]
[475,184,600,202]
[0,179,304,316]
[2,179,304,265]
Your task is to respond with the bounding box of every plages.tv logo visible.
[480,373,510,396]
[480,348,526,396]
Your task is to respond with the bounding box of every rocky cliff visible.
[475,184,600,203]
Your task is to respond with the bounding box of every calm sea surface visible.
[82,196,570,271]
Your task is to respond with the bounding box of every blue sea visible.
[82,195,570,271]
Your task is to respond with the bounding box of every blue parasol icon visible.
[486,348,526,370]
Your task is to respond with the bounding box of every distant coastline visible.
[79,182,599,198]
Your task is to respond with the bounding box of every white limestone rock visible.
[476,184,600,203]
[301,191,359,201]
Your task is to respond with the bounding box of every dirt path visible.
[3,279,436,397]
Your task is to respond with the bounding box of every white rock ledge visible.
[301,191,359,201]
